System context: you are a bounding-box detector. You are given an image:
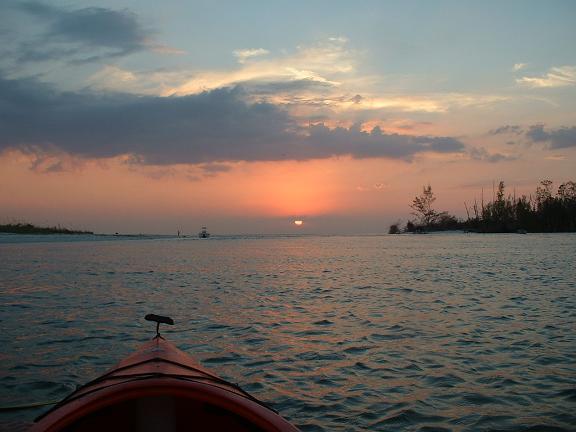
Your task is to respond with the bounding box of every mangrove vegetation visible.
[390,180,576,233]
[0,222,93,235]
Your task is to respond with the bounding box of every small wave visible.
[460,392,503,405]
[312,319,333,326]
[556,388,576,401]
[296,352,345,361]
[425,373,465,388]
[202,353,241,364]
[416,426,452,432]
[343,346,371,354]
[370,408,447,428]
[518,426,572,432]
[293,329,331,337]
[245,359,274,368]
[370,332,413,341]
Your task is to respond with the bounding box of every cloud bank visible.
[490,124,576,149]
[0,74,465,165]
[1,0,155,64]
[526,125,576,149]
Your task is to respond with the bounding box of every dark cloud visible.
[49,8,146,50]
[14,1,58,18]
[489,123,576,150]
[469,147,517,163]
[526,124,576,149]
[351,94,363,104]
[200,163,234,176]
[489,125,523,135]
[3,1,150,64]
[0,74,466,165]
[23,148,85,173]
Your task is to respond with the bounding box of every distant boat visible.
[198,226,210,238]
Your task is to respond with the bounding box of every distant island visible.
[0,222,93,235]
[390,179,576,234]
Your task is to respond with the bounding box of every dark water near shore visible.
[1,233,575,431]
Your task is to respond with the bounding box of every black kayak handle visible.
[145,314,174,336]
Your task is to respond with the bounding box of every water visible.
[1,233,575,431]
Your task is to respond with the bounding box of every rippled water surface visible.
[1,234,575,431]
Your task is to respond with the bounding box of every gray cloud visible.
[3,1,150,64]
[489,125,523,135]
[526,124,576,149]
[0,74,466,165]
[489,123,576,149]
[199,163,234,176]
[14,1,58,17]
[469,147,517,163]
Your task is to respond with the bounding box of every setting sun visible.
[294,220,304,226]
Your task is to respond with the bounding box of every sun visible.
[294,220,304,226]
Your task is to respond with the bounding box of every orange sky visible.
[2,147,573,234]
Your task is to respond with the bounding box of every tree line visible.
[0,222,93,235]
[389,180,576,234]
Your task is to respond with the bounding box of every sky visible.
[0,0,575,234]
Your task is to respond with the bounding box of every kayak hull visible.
[31,336,299,432]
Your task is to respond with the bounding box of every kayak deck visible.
[32,336,299,432]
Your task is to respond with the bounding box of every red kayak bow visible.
[31,316,299,432]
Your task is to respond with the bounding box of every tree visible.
[558,181,576,201]
[536,179,553,210]
[388,222,401,234]
[410,185,439,227]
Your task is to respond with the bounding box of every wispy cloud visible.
[340,93,509,114]
[513,63,527,71]
[87,32,518,136]
[88,37,359,113]
[166,37,353,96]
[88,35,509,122]
[544,154,566,161]
[233,48,269,63]
[517,66,576,88]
